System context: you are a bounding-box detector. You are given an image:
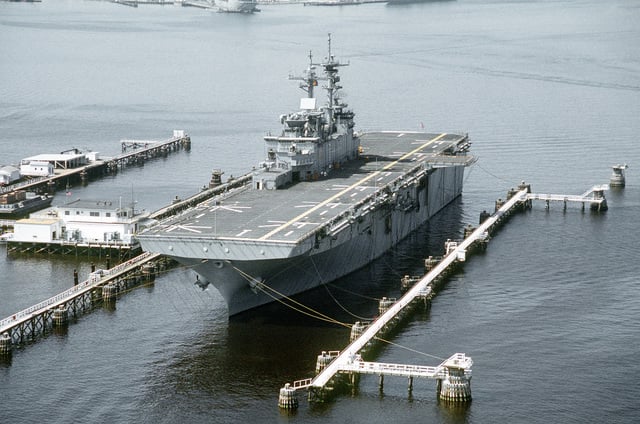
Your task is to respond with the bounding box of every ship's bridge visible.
[258,93,358,190]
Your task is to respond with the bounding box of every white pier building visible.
[12,199,147,247]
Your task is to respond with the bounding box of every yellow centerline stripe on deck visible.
[258,133,448,240]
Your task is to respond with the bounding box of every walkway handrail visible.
[292,378,313,390]
[0,251,157,332]
[113,136,184,161]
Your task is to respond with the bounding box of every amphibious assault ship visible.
[137,38,474,316]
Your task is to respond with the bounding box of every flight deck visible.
[143,131,471,244]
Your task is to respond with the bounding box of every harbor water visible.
[1,1,639,422]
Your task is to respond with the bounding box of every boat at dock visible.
[0,191,52,219]
[137,37,474,316]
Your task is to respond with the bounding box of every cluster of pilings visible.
[400,275,420,292]
[100,268,151,303]
[479,181,532,237]
[610,164,628,187]
[1,332,13,357]
[437,367,473,402]
[278,383,298,410]
[209,169,224,188]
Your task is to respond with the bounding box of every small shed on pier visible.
[0,165,20,185]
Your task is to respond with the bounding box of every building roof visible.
[59,199,131,211]
[22,153,86,162]
[15,218,60,225]
[0,165,19,173]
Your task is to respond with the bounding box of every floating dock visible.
[279,181,609,408]
[0,252,172,358]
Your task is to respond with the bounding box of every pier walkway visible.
[0,252,164,351]
[0,131,190,196]
[300,188,527,390]
[338,354,470,380]
[280,181,609,408]
[279,188,529,408]
[525,184,608,211]
[292,352,471,389]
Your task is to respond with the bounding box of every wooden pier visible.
[0,252,172,358]
[5,239,141,260]
[0,131,190,197]
[279,181,608,408]
[3,171,251,257]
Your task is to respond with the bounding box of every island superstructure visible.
[137,37,474,316]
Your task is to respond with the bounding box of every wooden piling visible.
[0,332,11,356]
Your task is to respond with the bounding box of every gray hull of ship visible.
[175,164,464,315]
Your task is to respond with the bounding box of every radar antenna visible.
[317,33,348,125]
[289,50,323,98]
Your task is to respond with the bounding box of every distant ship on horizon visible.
[215,0,258,13]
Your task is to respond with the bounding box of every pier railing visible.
[0,252,156,333]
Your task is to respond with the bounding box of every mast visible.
[287,33,348,121]
[289,51,320,99]
[317,33,348,126]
